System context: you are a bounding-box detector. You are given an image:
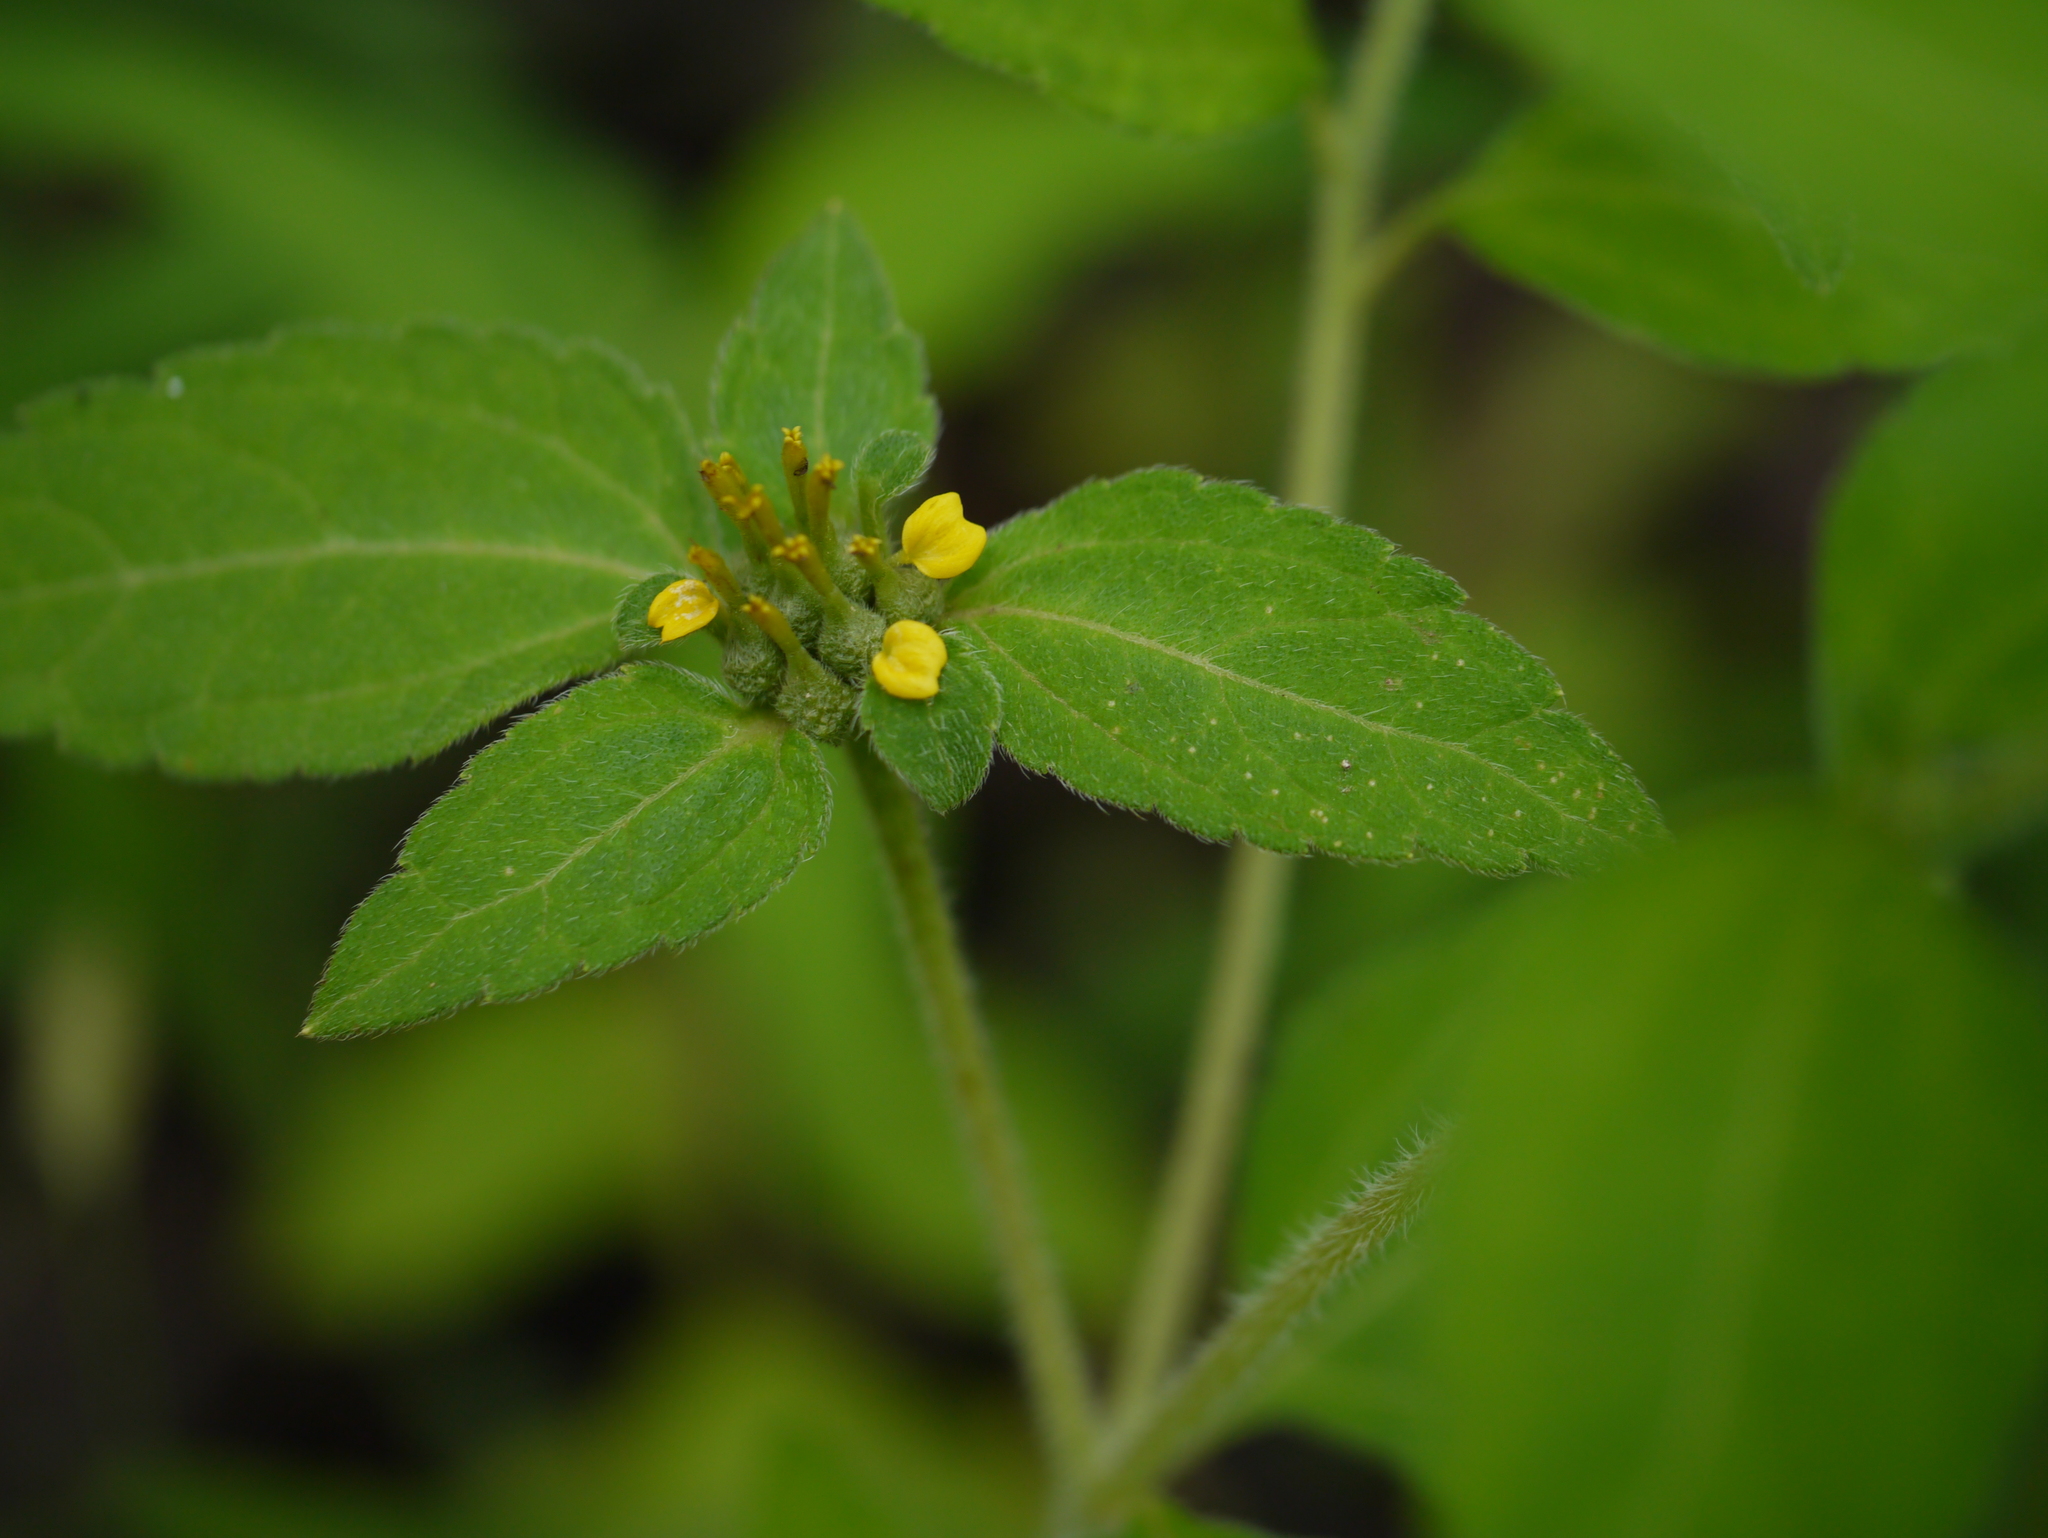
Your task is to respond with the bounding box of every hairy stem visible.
[1110,0,1439,1434]
[1089,1140,1441,1528]
[848,744,1098,1493]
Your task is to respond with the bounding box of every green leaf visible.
[866,0,1323,138]
[1236,906,1498,1277]
[859,638,1002,813]
[1816,334,2048,857]
[1414,802,2048,1538]
[851,429,936,539]
[305,664,829,1037]
[1458,0,2048,359]
[0,4,694,412]
[0,322,711,778]
[946,469,1659,874]
[1449,95,2029,375]
[709,205,938,532]
[709,50,1304,388]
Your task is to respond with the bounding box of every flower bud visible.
[895,493,985,579]
[871,620,948,700]
[646,578,719,642]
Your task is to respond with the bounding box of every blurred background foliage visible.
[2,0,2043,1534]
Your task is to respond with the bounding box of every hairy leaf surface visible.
[710,206,938,532]
[1451,96,2029,375]
[0,323,709,778]
[1416,804,2048,1538]
[306,665,829,1037]
[858,638,1001,813]
[948,470,1657,874]
[1817,334,2048,855]
[851,429,937,539]
[867,0,1322,138]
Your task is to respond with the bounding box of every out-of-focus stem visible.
[1108,0,1439,1445]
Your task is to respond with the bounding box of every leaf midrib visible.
[0,538,645,610]
[957,604,1580,816]
[321,711,787,1011]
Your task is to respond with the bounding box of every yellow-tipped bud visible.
[738,484,788,547]
[647,578,720,642]
[780,427,808,478]
[871,620,948,700]
[700,453,749,505]
[895,492,985,579]
[770,532,842,606]
[805,454,844,531]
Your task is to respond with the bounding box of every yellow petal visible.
[896,492,986,579]
[646,578,719,642]
[871,619,948,700]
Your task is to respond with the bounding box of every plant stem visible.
[1087,1139,1441,1529]
[1286,0,1438,520]
[1110,842,1292,1415]
[1109,0,1439,1432]
[848,743,1098,1493]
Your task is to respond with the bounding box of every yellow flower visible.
[871,620,949,700]
[895,492,986,579]
[646,578,719,642]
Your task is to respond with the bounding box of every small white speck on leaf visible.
[1340,759,1352,769]
[165,376,185,399]
[504,866,515,876]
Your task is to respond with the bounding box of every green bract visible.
[950,470,1659,874]
[306,665,829,1037]
[710,205,938,535]
[859,636,1003,813]
[0,322,703,778]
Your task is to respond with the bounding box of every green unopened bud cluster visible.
[633,427,980,743]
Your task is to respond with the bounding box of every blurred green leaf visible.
[260,967,700,1333]
[1237,906,1499,1276]
[949,468,1660,873]
[866,0,1323,138]
[1458,0,2048,357]
[1227,891,1509,1464]
[1816,334,2048,857]
[1415,801,2048,1537]
[710,51,1303,386]
[106,1455,451,1538]
[0,3,699,407]
[0,322,705,778]
[1449,94,2028,375]
[1116,1501,1277,1536]
[308,666,829,1037]
[709,206,938,533]
[461,1293,1034,1537]
[859,637,1002,812]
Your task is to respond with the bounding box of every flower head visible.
[646,578,719,642]
[896,492,986,579]
[871,620,948,700]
